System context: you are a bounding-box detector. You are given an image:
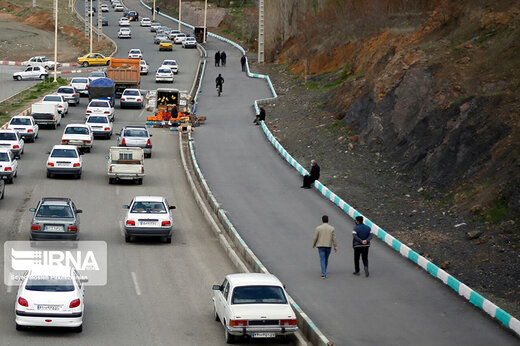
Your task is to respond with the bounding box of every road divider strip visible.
[0,61,79,67]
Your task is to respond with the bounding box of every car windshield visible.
[57,88,73,94]
[44,96,61,102]
[51,149,78,158]
[0,152,9,161]
[158,69,171,73]
[124,90,140,96]
[25,276,74,292]
[123,129,148,137]
[131,201,167,213]
[163,61,175,65]
[65,127,89,135]
[87,116,108,124]
[72,78,88,83]
[36,204,74,218]
[10,118,31,125]
[90,101,109,107]
[231,285,287,305]
[0,133,17,140]
[90,72,105,77]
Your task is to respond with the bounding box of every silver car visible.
[56,86,80,106]
[117,126,152,158]
[29,197,82,240]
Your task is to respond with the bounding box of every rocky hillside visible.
[274,0,520,223]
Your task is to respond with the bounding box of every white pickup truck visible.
[107,147,145,185]
[31,103,61,129]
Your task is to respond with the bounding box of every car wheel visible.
[164,236,171,244]
[6,176,13,184]
[74,324,83,333]
[47,171,52,178]
[225,327,235,344]
[108,177,115,184]
[0,187,4,200]
[82,62,89,67]
[39,74,45,80]
[85,147,91,153]
[53,123,57,129]
[15,323,25,331]
[137,178,143,185]
[213,306,220,322]
[76,173,81,179]
[16,75,22,81]
[106,60,110,66]
[125,235,131,243]
[14,170,17,178]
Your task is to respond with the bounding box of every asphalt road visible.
[0,66,39,102]
[190,14,520,346]
[0,2,290,345]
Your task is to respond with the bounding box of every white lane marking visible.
[116,185,120,196]
[119,220,124,237]
[131,271,141,296]
[138,106,147,119]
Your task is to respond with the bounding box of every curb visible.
[0,61,79,68]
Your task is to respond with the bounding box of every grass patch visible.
[486,198,510,224]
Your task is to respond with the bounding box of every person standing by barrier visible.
[220,51,227,66]
[215,51,220,67]
[352,216,372,277]
[253,107,265,125]
[241,55,246,72]
[301,160,320,189]
[312,215,337,279]
[189,100,197,115]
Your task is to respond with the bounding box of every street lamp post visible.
[152,0,156,21]
[203,0,207,43]
[178,0,181,31]
[89,0,93,53]
[53,0,58,82]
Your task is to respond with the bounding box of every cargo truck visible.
[88,78,116,107]
[107,58,141,96]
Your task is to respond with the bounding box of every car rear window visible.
[87,116,108,123]
[57,88,74,94]
[131,201,167,213]
[90,72,105,77]
[231,285,287,305]
[124,129,148,137]
[124,90,140,96]
[51,149,78,158]
[44,96,61,102]
[10,118,31,125]
[72,78,88,83]
[158,68,171,73]
[36,205,74,218]
[0,133,17,140]
[90,101,109,107]
[26,276,74,292]
[65,127,89,135]
[0,152,9,161]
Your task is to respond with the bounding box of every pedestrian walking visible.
[215,74,224,94]
[253,107,265,125]
[241,54,246,72]
[220,51,227,66]
[301,160,320,189]
[151,6,154,15]
[189,100,197,115]
[215,51,220,67]
[156,7,160,14]
[352,216,372,277]
[312,215,337,279]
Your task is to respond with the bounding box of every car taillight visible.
[280,319,298,326]
[27,129,33,133]
[121,98,126,101]
[161,221,171,226]
[104,127,110,131]
[13,145,19,149]
[58,105,63,108]
[121,138,126,146]
[126,220,135,226]
[18,297,28,307]
[31,225,41,230]
[47,162,54,167]
[86,110,92,113]
[69,298,80,308]
[86,85,89,89]
[84,140,91,144]
[141,166,144,174]
[137,98,142,101]
[146,139,151,147]
[109,165,113,173]
[4,167,11,171]
[52,115,56,119]
[229,320,248,327]
[68,226,78,232]
[104,111,110,114]
[73,163,80,167]
[72,94,76,97]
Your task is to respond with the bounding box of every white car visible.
[128,49,142,59]
[173,33,187,44]
[69,77,90,95]
[22,56,59,69]
[0,148,18,184]
[88,70,107,82]
[168,30,181,40]
[112,1,121,8]
[119,17,130,26]
[114,4,124,11]
[0,130,24,158]
[7,116,39,143]
[86,99,115,121]
[150,22,161,31]
[46,145,82,178]
[140,17,151,26]
[182,37,197,48]
[13,66,48,81]
[118,27,132,39]
[15,265,85,332]
[160,59,178,74]
[86,115,112,139]
[140,59,149,75]
[61,124,93,152]
[42,94,69,115]
[212,273,298,343]
[155,67,174,83]
[120,89,144,109]
[123,196,176,243]
[101,4,109,12]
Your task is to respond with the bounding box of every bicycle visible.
[216,84,222,97]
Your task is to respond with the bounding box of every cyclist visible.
[215,74,224,96]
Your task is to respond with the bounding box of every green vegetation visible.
[302,64,362,90]
[485,198,510,224]
[0,77,69,124]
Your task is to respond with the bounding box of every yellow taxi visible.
[159,40,173,51]
[77,53,111,67]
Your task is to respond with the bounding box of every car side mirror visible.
[212,285,221,291]
[122,205,129,209]
[150,134,153,137]
[45,152,51,155]
[79,276,89,283]
[76,209,83,214]
[29,208,36,212]
[169,206,176,210]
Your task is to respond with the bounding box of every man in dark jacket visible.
[241,55,246,72]
[253,107,265,125]
[301,160,320,189]
[352,216,372,277]
[220,51,227,66]
[215,74,224,93]
[215,51,220,67]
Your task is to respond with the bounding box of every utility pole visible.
[89,0,93,53]
[84,0,89,38]
[258,0,265,63]
[178,0,182,31]
[97,0,102,41]
[152,0,156,21]
[203,0,207,43]
[53,0,58,82]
